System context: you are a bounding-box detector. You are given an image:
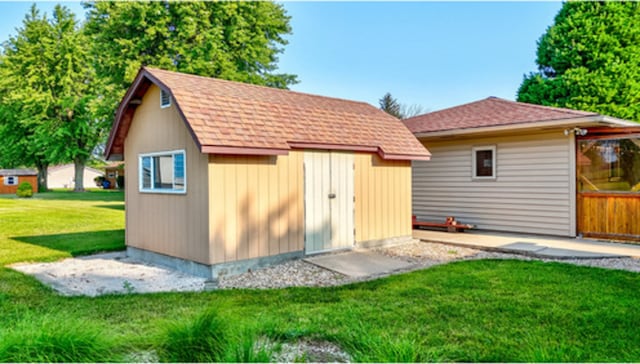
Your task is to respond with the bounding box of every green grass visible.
[1,190,640,362]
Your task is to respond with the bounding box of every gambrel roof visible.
[106,67,430,161]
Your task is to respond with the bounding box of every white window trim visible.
[160,89,171,109]
[472,145,497,180]
[4,176,18,186]
[138,149,187,194]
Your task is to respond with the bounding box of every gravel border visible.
[10,240,640,295]
[219,240,640,289]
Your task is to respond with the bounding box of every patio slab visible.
[304,251,414,277]
[413,229,640,259]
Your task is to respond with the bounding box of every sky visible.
[0,1,563,112]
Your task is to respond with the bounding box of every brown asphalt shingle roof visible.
[0,169,37,176]
[404,97,598,134]
[106,67,430,160]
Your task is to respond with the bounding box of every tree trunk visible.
[35,161,48,193]
[73,157,86,192]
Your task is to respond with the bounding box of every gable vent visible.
[160,89,171,108]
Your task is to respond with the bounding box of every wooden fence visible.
[578,192,640,241]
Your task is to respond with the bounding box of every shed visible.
[404,97,640,241]
[48,164,103,189]
[0,169,37,194]
[105,67,430,278]
[104,162,124,189]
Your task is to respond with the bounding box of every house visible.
[404,97,640,241]
[0,169,37,194]
[105,67,430,279]
[48,164,103,189]
[104,162,124,189]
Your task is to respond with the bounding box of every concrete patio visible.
[413,229,640,259]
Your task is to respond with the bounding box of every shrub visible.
[116,175,125,189]
[16,182,33,198]
[94,175,105,187]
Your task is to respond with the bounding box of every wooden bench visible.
[412,215,475,233]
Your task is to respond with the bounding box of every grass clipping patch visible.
[0,314,116,362]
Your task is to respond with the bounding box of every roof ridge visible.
[144,67,378,111]
[488,96,597,116]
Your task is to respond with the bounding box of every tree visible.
[517,2,640,122]
[83,2,297,140]
[379,92,403,119]
[0,5,96,192]
[379,92,427,119]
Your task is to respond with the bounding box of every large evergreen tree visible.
[517,2,640,122]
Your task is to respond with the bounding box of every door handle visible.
[328,193,336,199]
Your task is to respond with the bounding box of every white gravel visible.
[9,240,640,296]
[9,252,206,296]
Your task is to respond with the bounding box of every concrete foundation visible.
[355,235,414,249]
[127,246,304,279]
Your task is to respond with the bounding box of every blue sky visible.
[0,1,563,112]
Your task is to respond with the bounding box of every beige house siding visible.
[124,85,210,264]
[413,131,574,236]
[355,153,412,242]
[48,164,102,189]
[208,152,304,264]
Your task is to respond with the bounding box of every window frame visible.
[4,176,18,186]
[160,89,171,109]
[138,150,187,194]
[472,145,497,180]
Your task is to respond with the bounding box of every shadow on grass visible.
[34,190,124,202]
[96,204,125,211]
[12,229,125,257]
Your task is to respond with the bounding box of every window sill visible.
[139,189,186,195]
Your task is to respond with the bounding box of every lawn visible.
[1,191,640,362]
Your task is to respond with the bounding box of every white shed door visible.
[304,151,354,253]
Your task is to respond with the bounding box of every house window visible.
[4,176,18,186]
[160,89,171,108]
[472,146,496,179]
[139,150,186,193]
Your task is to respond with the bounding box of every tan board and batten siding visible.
[208,152,304,264]
[355,153,413,242]
[413,131,575,236]
[125,85,211,264]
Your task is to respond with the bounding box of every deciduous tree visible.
[517,2,640,122]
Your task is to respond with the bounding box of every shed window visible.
[472,146,496,179]
[4,176,18,186]
[160,89,171,108]
[139,150,186,193]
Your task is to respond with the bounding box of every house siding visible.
[0,175,37,194]
[48,164,103,189]
[208,152,304,264]
[355,153,412,242]
[412,131,574,236]
[124,85,210,264]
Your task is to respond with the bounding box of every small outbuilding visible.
[0,169,37,194]
[104,162,124,189]
[405,97,640,241]
[105,67,430,278]
[48,164,103,189]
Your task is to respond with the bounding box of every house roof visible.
[105,67,430,161]
[403,97,635,135]
[0,169,37,176]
